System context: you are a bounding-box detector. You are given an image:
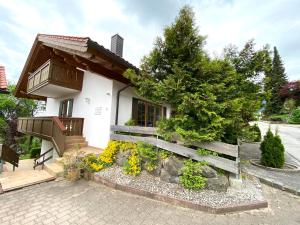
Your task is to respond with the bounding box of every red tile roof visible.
[38,34,90,43]
[37,33,138,71]
[0,66,8,90]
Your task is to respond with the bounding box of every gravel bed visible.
[95,166,266,208]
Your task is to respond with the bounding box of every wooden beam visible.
[111,125,157,135]
[192,141,238,158]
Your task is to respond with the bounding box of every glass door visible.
[59,99,73,117]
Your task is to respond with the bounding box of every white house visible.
[15,34,170,161]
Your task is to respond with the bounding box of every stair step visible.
[55,157,65,165]
[65,139,86,145]
[65,142,88,149]
[44,162,64,177]
[65,136,86,140]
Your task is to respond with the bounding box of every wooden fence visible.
[110,125,240,176]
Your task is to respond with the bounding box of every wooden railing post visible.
[236,139,241,180]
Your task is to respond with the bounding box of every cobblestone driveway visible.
[0,179,299,225]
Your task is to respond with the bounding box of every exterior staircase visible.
[44,157,65,177]
[65,136,88,149]
[44,139,103,178]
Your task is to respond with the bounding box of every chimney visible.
[111,34,123,57]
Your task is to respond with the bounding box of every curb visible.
[243,169,300,196]
[250,159,300,173]
[93,174,268,214]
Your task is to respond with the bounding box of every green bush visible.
[196,148,218,156]
[241,124,261,142]
[30,147,41,158]
[282,99,296,114]
[288,108,300,124]
[137,142,158,172]
[125,119,136,126]
[179,159,207,189]
[268,114,288,122]
[260,129,285,168]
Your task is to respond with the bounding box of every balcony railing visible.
[27,59,83,97]
[17,117,84,156]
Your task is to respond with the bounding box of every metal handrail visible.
[33,147,53,169]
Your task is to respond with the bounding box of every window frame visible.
[132,98,166,127]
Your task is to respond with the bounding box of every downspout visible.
[115,84,131,125]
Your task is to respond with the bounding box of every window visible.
[132,98,166,127]
[59,99,73,117]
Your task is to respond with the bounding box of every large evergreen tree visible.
[264,47,288,115]
[125,6,267,144]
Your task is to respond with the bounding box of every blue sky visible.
[0,0,299,83]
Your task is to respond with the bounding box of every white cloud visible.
[0,0,299,83]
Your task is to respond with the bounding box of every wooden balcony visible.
[17,117,84,156]
[27,59,83,98]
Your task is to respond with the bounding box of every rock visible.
[149,160,162,177]
[0,183,3,194]
[205,175,229,192]
[160,169,179,184]
[163,156,183,176]
[200,165,217,178]
[116,150,131,167]
[169,176,180,184]
[160,169,172,182]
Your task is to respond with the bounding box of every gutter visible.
[115,84,131,125]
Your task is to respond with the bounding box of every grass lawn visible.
[19,153,32,160]
[267,114,289,122]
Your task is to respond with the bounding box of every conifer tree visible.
[265,47,288,115]
[126,6,245,143]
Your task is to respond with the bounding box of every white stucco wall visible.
[40,140,59,163]
[43,70,113,149]
[41,70,171,155]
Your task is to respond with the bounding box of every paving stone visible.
[0,180,298,224]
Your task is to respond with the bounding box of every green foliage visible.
[196,148,218,156]
[158,149,173,160]
[30,147,41,158]
[19,154,31,160]
[260,129,285,168]
[264,47,288,115]
[19,136,41,154]
[136,142,158,172]
[267,114,288,122]
[179,159,207,189]
[241,124,261,142]
[125,6,270,144]
[288,108,300,124]
[125,119,136,126]
[0,85,38,146]
[282,99,296,114]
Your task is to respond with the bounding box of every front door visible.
[59,99,73,117]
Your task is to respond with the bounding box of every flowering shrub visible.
[90,163,104,172]
[119,141,137,152]
[81,154,99,172]
[123,147,141,176]
[99,140,120,165]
